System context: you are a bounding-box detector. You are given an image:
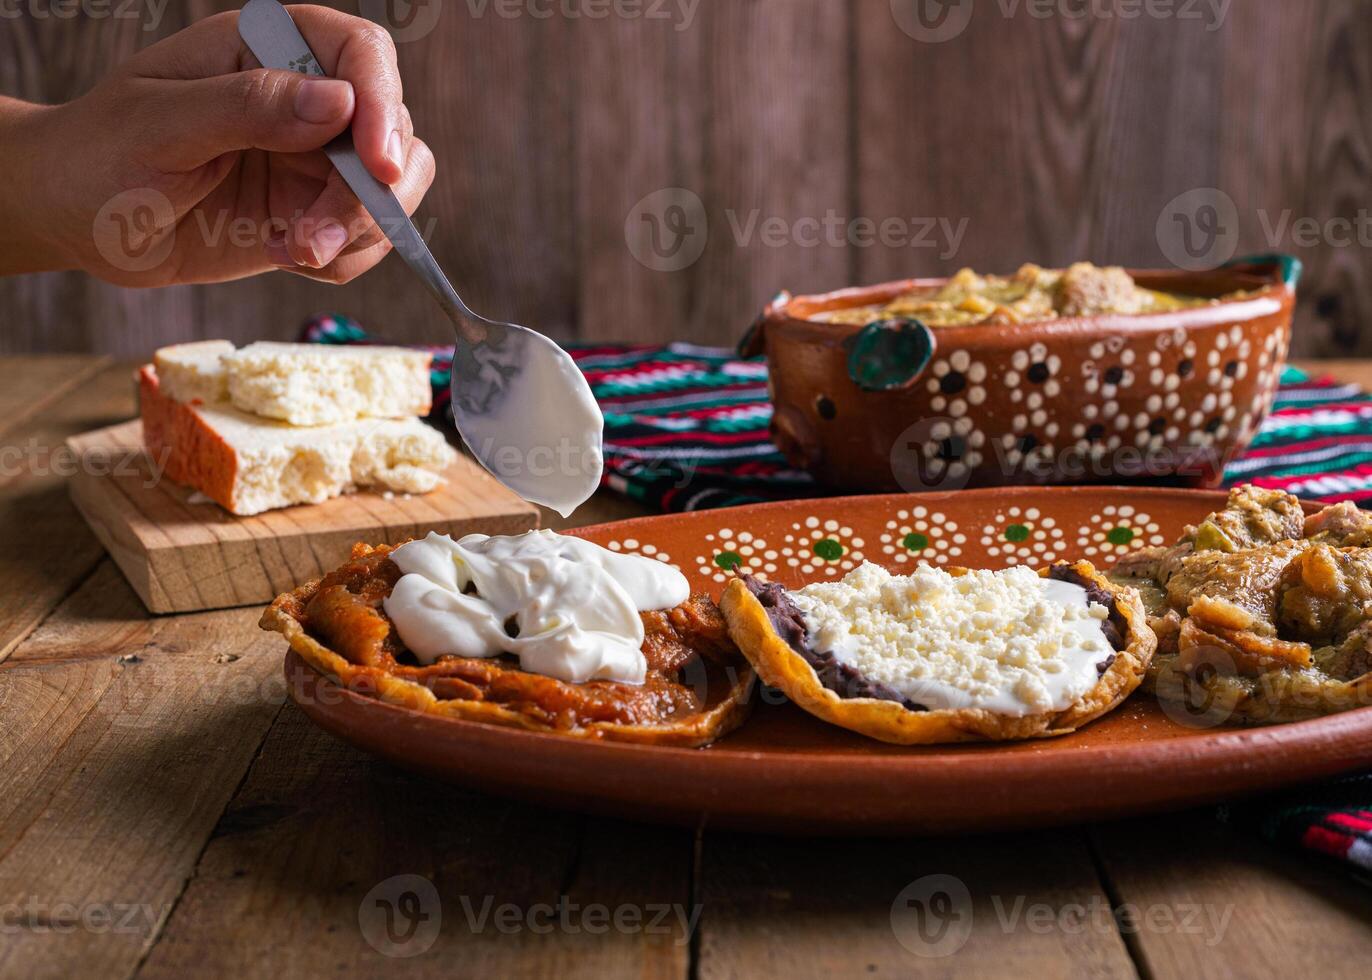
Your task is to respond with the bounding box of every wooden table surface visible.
[3,355,1372,979]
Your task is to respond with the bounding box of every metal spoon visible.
[237,0,604,517]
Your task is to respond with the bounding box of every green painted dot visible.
[812,538,845,561]
[1004,524,1031,543]
[902,532,930,552]
[714,550,743,570]
[1106,526,1135,546]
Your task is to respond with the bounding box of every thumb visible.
[151,69,355,171]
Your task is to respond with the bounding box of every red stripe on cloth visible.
[597,386,771,407]
[1326,811,1372,835]
[1302,824,1355,859]
[571,344,658,359]
[1238,475,1372,503]
[1270,401,1372,416]
[1313,488,1372,505]
[1236,436,1372,460]
[1241,463,1372,487]
[611,430,768,448]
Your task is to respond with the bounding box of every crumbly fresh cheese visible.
[383,530,690,684]
[189,401,456,515]
[154,340,235,403]
[224,342,432,425]
[792,562,1113,716]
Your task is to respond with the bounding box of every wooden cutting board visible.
[66,419,540,614]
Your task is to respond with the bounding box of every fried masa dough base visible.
[261,574,756,748]
[721,561,1156,745]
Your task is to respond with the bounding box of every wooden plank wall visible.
[0,0,1368,357]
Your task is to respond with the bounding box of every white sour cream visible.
[382,530,689,685]
[793,562,1114,716]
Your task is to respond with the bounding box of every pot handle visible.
[738,290,792,358]
[1221,252,1303,291]
[845,317,937,392]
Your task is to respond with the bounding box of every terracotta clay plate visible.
[285,486,1372,834]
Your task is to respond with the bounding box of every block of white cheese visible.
[153,340,235,404]
[139,366,455,515]
[224,341,433,425]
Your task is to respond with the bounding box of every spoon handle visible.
[237,0,484,342]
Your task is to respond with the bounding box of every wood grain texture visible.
[14,4,1369,357]
[64,418,539,613]
[138,704,694,979]
[0,570,283,980]
[697,828,1135,977]
[0,358,133,661]
[1091,816,1372,979]
[0,2,198,355]
[857,0,1228,282]
[1218,0,1372,357]
[576,0,850,346]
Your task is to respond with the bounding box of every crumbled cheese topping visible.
[792,562,1112,716]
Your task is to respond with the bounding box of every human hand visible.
[0,5,434,286]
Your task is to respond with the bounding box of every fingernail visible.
[265,232,292,267]
[308,222,349,267]
[386,130,404,173]
[294,79,352,124]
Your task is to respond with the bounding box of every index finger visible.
[129,5,407,185]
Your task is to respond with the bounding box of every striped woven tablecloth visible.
[304,314,1372,876]
[304,313,1372,513]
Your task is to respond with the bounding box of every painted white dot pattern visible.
[1076,505,1167,558]
[879,506,965,566]
[605,538,678,568]
[781,517,866,577]
[926,349,989,419]
[696,529,776,584]
[978,506,1065,565]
